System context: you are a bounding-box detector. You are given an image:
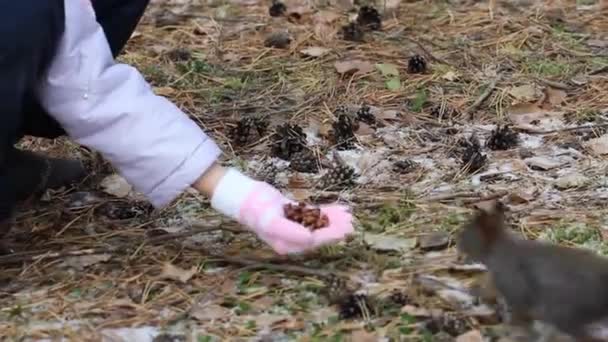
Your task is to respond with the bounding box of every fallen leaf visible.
[154,86,177,97]
[401,305,433,317]
[524,156,564,170]
[190,303,231,321]
[442,70,460,81]
[377,110,399,121]
[375,63,400,77]
[100,174,132,198]
[356,122,375,136]
[508,84,542,102]
[363,233,417,252]
[507,191,536,204]
[62,254,112,271]
[385,77,401,91]
[222,52,240,63]
[160,262,197,283]
[334,0,354,10]
[586,135,608,155]
[300,46,330,57]
[313,10,341,24]
[313,22,338,42]
[555,172,588,189]
[383,0,402,15]
[508,102,564,131]
[544,87,567,106]
[418,232,450,251]
[350,330,378,342]
[334,60,374,75]
[456,330,484,342]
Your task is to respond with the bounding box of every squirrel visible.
[456,201,608,341]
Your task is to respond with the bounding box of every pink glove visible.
[211,168,353,254]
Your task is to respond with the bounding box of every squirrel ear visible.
[474,201,506,242]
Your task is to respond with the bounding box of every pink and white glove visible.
[211,168,354,254]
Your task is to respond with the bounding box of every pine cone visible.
[356,105,376,127]
[321,164,357,190]
[229,117,269,146]
[290,150,319,173]
[332,114,359,150]
[460,134,487,173]
[392,159,417,174]
[388,290,410,306]
[429,104,459,120]
[338,293,369,320]
[268,0,286,17]
[356,6,382,31]
[271,123,306,160]
[255,162,280,188]
[341,22,364,42]
[408,55,427,74]
[486,125,519,150]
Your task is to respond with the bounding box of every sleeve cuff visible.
[146,138,223,208]
[210,168,258,220]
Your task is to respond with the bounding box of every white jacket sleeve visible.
[36,0,222,207]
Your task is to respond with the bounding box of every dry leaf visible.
[508,103,564,131]
[190,303,231,321]
[334,0,354,10]
[62,254,112,271]
[456,330,484,342]
[418,232,450,251]
[363,233,417,252]
[350,330,378,342]
[508,84,542,102]
[524,156,564,170]
[544,87,567,106]
[222,52,240,63]
[586,135,608,155]
[401,305,432,317]
[334,60,374,75]
[442,70,460,81]
[160,262,197,283]
[383,0,402,15]
[154,86,177,97]
[555,172,588,189]
[100,174,132,198]
[356,122,375,136]
[313,10,341,24]
[300,46,330,57]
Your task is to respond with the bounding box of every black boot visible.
[6,148,87,201]
[0,149,87,255]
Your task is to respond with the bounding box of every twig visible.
[145,222,245,246]
[421,190,508,203]
[589,65,608,76]
[207,254,336,278]
[464,77,499,119]
[0,223,241,265]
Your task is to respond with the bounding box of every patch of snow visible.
[519,134,544,149]
[100,326,160,342]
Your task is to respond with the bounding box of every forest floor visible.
[1,0,608,341]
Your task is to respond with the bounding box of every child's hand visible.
[206,168,353,255]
